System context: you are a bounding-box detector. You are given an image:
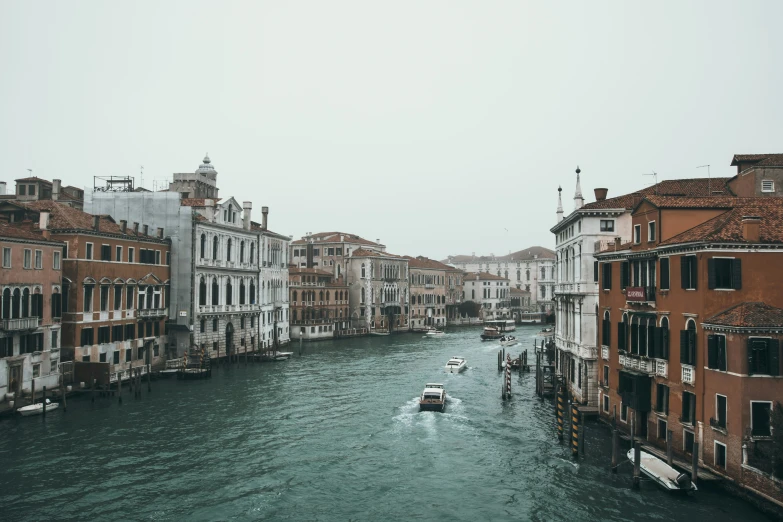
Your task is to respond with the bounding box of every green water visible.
[0,325,773,521]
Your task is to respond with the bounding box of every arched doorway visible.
[225,322,234,359]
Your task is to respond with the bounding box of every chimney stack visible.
[120,220,127,233]
[243,201,252,230]
[614,237,622,250]
[157,227,164,239]
[142,224,149,236]
[52,179,62,201]
[39,211,50,231]
[594,188,608,202]
[631,192,643,207]
[133,222,139,235]
[742,216,761,242]
[0,181,7,196]
[92,215,100,230]
[261,206,268,229]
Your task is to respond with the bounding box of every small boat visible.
[419,383,446,412]
[626,448,698,492]
[370,330,391,336]
[425,328,445,338]
[445,356,467,373]
[499,335,518,347]
[480,326,503,341]
[18,399,59,417]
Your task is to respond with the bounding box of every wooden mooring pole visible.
[571,402,579,458]
[31,378,35,408]
[42,386,47,417]
[60,373,67,412]
[692,442,699,487]
[666,429,673,466]
[578,411,585,456]
[611,427,619,473]
[556,386,564,441]
[632,441,641,489]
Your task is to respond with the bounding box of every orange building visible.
[595,193,783,504]
[289,267,349,341]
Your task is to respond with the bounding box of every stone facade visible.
[461,272,510,321]
[405,256,451,329]
[346,249,409,333]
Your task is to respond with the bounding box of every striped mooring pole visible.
[571,401,580,457]
[556,387,565,441]
[505,353,512,398]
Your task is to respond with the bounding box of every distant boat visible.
[370,329,390,336]
[445,357,467,373]
[425,328,445,338]
[626,448,697,492]
[499,335,518,347]
[18,399,58,417]
[481,326,503,341]
[419,383,446,412]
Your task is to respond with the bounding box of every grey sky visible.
[2,1,781,260]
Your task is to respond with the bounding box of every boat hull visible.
[18,403,59,417]
[445,365,466,373]
[419,400,446,412]
[626,449,698,492]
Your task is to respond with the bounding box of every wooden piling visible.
[691,442,699,486]
[578,411,585,456]
[147,363,151,392]
[571,402,579,458]
[611,428,619,473]
[60,373,67,412]
[666,429,673,466]
[31,378,35,408]
[556,387,564,441]
[42,386,47,417]
[632,441,641,489]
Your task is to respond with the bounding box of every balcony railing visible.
[626,286,656,303]
[425,284,435,289]
[619,353,655,374]
[138,307,166,318]
[709,417,727,431]
[2,317,41,331]
[655,359,668,378]
[601,346,609,360]
[682,365,695,385]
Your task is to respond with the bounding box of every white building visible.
[443,246,555,311]
[255,215,290,348]
[462,272,511,320]
[345,249,409,333]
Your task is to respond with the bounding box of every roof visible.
[14,176,52,184]
[0,221,61,244]
[404,256,452,270]
[659,198,783,246]
[638,195,739,210]
[581,178,734,211]
[290,231,381,247]
[181,198,220,207]
[445,246,555,264]
[289,267,333,276]
[249,221,290,240]
[731,153,783,168]
[704,302,783,328]
[510,287,531,295]
[351,248,405,259]
[463,272,509,282]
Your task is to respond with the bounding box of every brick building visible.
[405,256,452,330]
[595,194,783,505]
[445,266,464,325]
[290,231,384,279]
[0,219,64,402]
[289,267,349,341]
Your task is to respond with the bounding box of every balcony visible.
[138,307,167,318]
[655,359,668,378]
[425,283,435,289]
[681,365,695,385]
[2,317,41,331]
[709,417,727,432]
[601,346,609,360]
[555,281,590,296]
[619,353,655,375]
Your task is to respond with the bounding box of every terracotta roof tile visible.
[641,196,740,209]
[351,248,405,259]
[704,302,783,328]
[0,221,61,244]
[731,153,783,167]
[404,256,452,270]
[14,176,52,184]
[510,287,530,295]
[463,272,509,281]
[445,246,555,264]
[581,177,734,211]
[289,267,333,276]
[290,232,381,247]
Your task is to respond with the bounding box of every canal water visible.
[0,325,773,521]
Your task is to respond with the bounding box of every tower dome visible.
[196,153,218,179]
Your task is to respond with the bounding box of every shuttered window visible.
[602,263,612,290]
[707,335,727,371]
[707,258,742,290]
[617,320,627,351]
[660,258,670,290]
[602,317,611,347]
[748,338,780,376]
[620,261,630,289]
[680,327,697,366]
[680,256,697,290]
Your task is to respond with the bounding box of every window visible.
[126,286,134,309]
[708,258,741,290]
[156,251,161,265]
[114,285,122,310]
[313,248,320,256]
[707,335,727,371]
[680,321,697,366]
[653,316,670,360]
[112,324,123,342]
[761,179,774,192]
[680,255,697,290]
[80,327,94,346]
[34,250,42,269]
[603,395,609,413]
[86,243,93,260]
[113,351,120,365]
[116,246,122,262]
[23,249,31,268]
[101,244,111,261]
[751,401,772,437]
[620,402,628,423]
[200,319,205,333]
[83,285,94,312]
[656,384,669,414]
[600,220,614,232]
[714,441,726,469]
[51,330,58,348]
[361,263,366,278]
[128,247,134,263]
[684,430,695,454]
[603,365,609,386]
[18,184,26,195]
[100,286,109,311]
[601,263,612,290]
[2,247,10,268]
[660,258,670,290]
[213,318,218,332]
[53,251,61,270]
[714,394,727,429]
[98,326,110,344]
[125,323,135,340]
[166,252,170,266]
[681,391,696,425]
[29,184,35,196]
[633,224,641,244]
[648,221,656,242]
[601,311,611,347]
[748,338,780,376]
[126,347,132,362]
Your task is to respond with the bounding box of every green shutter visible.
[618,321,626,351]
[690,257,698,289]
[748,338,755,375]
[652,327,662,359]
[689,330,697,365]
[770,339,780,376]
[732,258,742,290]
[662,328,669,360]
[680,330,689,364]
[680,257,688,288]
[707,258,716,289]
[661,258,670,290]
[707,335,717,369]
[630,323,639,355]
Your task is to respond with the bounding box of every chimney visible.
[631,192,643,207]
[92,215,100,230]
[142,224,149,236]
[52,179,62,201]
[133,222,139,235]
[340,235,344,242]
[243,201,252,230]
[614,237,622,250]
[261,206,268,229]
[120,220,127,233]
[39,211,50,231]
[0,181,6,196]
[742,216,761,242]
[157,227,164,239]
[594,188,608,202]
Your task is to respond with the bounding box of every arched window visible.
[292,310,297,321]
[200,234,206,258]
[541,267,546,279]
[12,288,20,318]
[199,278,206,306]
[240,241,245,263]
[240,280,246,304]
[326,291,330,302]
[319,290,324,303]
[250,243,255,263]
[147,286,154,309]
[361,263,366,278]
[250,281,256,304]
[361,287,365,303]
[292,290,297,303]
[211,278,219,305]
[526,270,530,281]
[337,264,341,277]
[2,288,10,319]
[658,316,670,359]
[213,236,219,260]
[227,239,232,262]
[21,288,29,318]
[226,279,233,305]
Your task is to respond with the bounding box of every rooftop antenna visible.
[140,165,144,189]
[27,168,33,177]
[643,171,658,194]
[697,165,711,195]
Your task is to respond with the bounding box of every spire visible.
[556,186,564,223]
[574,165,584,210]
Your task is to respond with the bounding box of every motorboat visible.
[480,326,503,341]
[445,357,467,373]
[419,383,446,412]
[626,448,698,492]
[499,335,518,347]
[425,328,445,338]
[18,399,59,417]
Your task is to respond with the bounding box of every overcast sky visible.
[2,1,781,260]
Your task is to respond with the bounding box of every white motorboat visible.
[419,383,446,412]
[626,448,698,492]
[445,356,467,373]
[18,399,59,417]
[425,328,445,338]
[499,335,518,347]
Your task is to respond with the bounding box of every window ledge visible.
[685,288,697,291]
[711,426,728,436]
[713,288,736,292]
[653,411,668,418]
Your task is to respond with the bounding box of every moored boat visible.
[419,383,446,412]
[18,399,59,417]
[626,448,698,492]
[445,357,467,373]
